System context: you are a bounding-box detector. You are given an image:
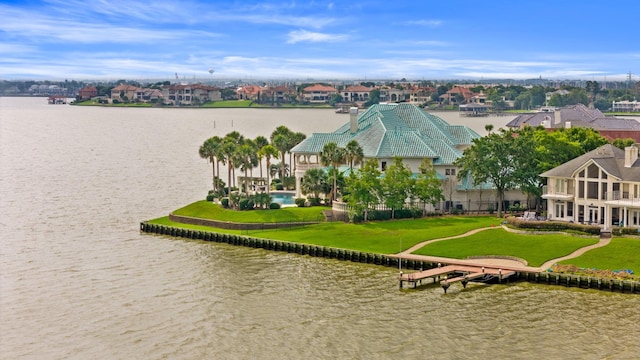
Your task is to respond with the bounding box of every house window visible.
[587,181,598,199]
[445,168,456,176]
[587,164,599,178]
[567,202,573,217]
[381,161,387,171]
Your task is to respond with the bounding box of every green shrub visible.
[239,198,255,210]
[221,197,230,208]
[269,202,281,209]
[504,216,601,235]
[308,197,322,206]
[206,194,215,202]
[295,198,306,207]
[275,184,284,190]
[395,209,419,219]
[368,210,392,221]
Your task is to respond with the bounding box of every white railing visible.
[605,191,640,206]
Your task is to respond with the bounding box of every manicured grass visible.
[559,237,640,272]
[147,204,637,275]
[201,100,254,107]
[237,216,500,253]
[412,229,598,267]
[72,100,152,107]
[172,201,326,223]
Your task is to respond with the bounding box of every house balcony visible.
[603,191,640,207]
[541,186,574,200]
[294,162,322,173]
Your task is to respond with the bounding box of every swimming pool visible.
[270,191,296,206]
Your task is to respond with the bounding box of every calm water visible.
[1,97,638,360]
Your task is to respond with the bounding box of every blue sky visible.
[1,0,638,81]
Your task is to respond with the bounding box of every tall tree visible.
[455,128,521,218]
[270,126,293,179]
[344,159,382,221]
[199,136,222,191]
[381,157,413,219]
[259,144,279,193]
[221,131,244,193]
[413,158,444,214]
[237,141,256,193]
[344,140,364,172]
[254,135,269,180]
[320,142,345,202]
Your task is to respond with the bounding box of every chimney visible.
[624,145,638,168]
[553,108,562,126]
[349,107,359,133]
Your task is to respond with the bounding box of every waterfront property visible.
[291,102,527,212]
[506,103,640,142]
[541,143,640,230]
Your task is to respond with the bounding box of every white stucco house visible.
[541,144,640,229]
[291,103,526,212]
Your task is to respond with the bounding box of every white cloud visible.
[286,30,348,44]
[402,19,443,27]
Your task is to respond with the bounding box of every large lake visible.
[1,97,638,359]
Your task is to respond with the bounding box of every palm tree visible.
[259,144,279,193]
[237,142,255,193]
[320,142,345,202]
[254,136,269,180]
[270,126,293,179]
[221,131,244,194]
[290,132,307,172]
[344,140,364,172]
[271,133,290,180]
[301,168,327,199]
[199,136,222,191]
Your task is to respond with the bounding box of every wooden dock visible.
[399,264,516,293]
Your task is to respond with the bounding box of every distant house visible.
[260,85,297,104]
[612,100,640,113]
[341,84,372,103]
[134,88,163,102]
[301,84,338,103]
[407,86,435,105]
[439,86,474,104]
[162,84,221,105]
[236,85,264,101]
[110,84,139,102]
[291,103,526,211]
[77,86,98,100]
[541,144,640,229]
[506,103,640,142]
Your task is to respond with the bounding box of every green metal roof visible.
[292,103,480,165]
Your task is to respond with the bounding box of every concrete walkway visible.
[391,225,610,273]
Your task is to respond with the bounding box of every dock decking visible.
[399,264,516,293]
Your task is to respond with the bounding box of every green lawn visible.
[152,204,500,253]
[172,201,326,223]
[201,100,254,107]
[559,237,640,272]
[147,203,637,273]
[245,218,495,254]
[412,229,599,267]
[72,100,152,107]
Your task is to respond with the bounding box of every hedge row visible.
[505,216,601,235]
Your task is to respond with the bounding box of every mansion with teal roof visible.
[291,103,526,212]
